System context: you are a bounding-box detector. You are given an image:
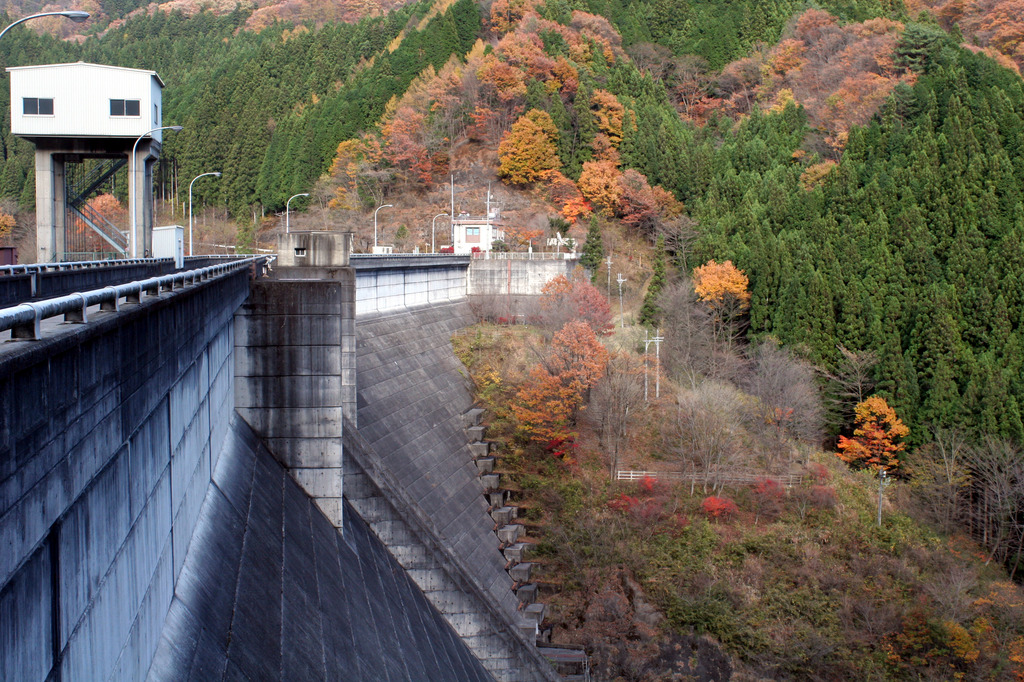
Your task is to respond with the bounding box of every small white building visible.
[8,62,165,141]
[451,211,504,254]
[8,62,171,262]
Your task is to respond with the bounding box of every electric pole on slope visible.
[643,328,665,401]
[616,273,627,328]
[606,255,613,298]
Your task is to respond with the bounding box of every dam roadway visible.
[0,239,579,681]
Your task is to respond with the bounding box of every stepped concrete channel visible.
[1,238,576,681]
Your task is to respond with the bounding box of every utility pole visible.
[605,254,613,298]
[654,328,663,398]
[616,274,627,328]
[877,468,887,526]
[643,328,665,401]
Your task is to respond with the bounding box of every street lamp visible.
[188,171,221,256]
[431,213,448,253]
[131,125,183,258]
[286,193,309,234]
[373,204,392,250]
[0,10,90,40]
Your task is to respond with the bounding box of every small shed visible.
[8,62,165,142]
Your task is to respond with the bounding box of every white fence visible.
[616,470,806,487]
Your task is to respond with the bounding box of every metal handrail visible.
[0,257,173,277]
[0,256,270,340]
[0,254,250,277]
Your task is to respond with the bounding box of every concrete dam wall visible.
[149,414,491,681]
[352,301,560,682]
[0,266,248,681]
[1,246,574,681]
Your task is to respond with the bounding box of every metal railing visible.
[0,256,270,340]
[0,257,176,277]
[471,251,579,260]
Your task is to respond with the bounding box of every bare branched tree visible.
[666,383,747,494]
[742,340,824,470]
[966,437,1024,575]
[659,281,745,387]
[905,427,970,534]
[821,344,878,430]
[590,352,645,477]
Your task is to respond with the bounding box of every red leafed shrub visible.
[471,246,481,253]
[751,477,786,522]
[639,475,657,494]
[701,496,738,520]
[753,477,785,499]
[807,462,832,483]
[809,485,837,510]
[439,246,454,254]
[546,436,578,463]
[608,493,638,513]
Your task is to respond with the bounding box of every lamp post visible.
[0,10,90,40]
[131,125,182,258]
[188,171,220,256]
[373,204,392,250]
[286,193,309,234]
[431,213,448,253]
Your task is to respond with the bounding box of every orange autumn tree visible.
[837,396,909,471]
[692,259,751,344]
[498,109,561,185]
[512,320,609,447]
[577,159,623,216]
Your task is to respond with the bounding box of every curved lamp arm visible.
[0,11,90,41]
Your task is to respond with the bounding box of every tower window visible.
[24,98,54,115]
[110,99,141,116]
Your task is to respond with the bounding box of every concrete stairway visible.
[462,409,547,638]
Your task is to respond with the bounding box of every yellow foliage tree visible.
[0,213,15,242]
[497,109,561,185]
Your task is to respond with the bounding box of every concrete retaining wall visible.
[0,268,250,682]
[467,259,577,296]
[353,256,469,315]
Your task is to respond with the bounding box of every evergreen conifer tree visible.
[639,236,667,327]
[580,215,604,282]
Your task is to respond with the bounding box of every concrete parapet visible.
[275,231,352,268]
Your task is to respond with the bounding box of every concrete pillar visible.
[33,149,62,263]
[234,232,356,529]
[131,141,157,258]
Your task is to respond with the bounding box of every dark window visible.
[24,98,53,115]
[110,99,140,117]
